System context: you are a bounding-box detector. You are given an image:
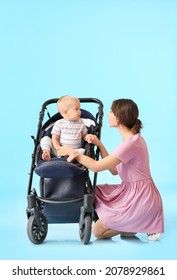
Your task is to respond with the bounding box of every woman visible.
[67,99,164,241]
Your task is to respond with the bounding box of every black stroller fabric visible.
[35,158,85,178]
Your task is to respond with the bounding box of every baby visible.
[41,95,94,160]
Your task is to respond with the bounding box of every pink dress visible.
[95,133,164,233]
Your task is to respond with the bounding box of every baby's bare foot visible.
[42,150,51,161]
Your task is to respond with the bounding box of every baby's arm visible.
[52,133,74,157]
[52,134,61,156]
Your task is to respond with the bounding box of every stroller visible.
[26,98,103,245]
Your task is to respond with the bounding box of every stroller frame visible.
[26,97,103,244]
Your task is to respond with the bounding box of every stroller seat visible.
[35,157,84,179]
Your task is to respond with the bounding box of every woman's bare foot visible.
[42,150,51,161]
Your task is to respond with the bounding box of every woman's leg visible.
[92,219,121,239]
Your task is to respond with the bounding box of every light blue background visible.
[0,0,177,260]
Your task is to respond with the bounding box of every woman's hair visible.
[111,98,143,134]
[57,95,80,113]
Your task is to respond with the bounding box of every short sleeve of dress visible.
[112,134,139,164]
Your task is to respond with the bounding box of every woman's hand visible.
[67,150,79,162]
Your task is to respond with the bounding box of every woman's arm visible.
[86,135,118,175]
[67,151,121,174]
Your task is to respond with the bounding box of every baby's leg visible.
[40,136,52,161]
[42,150,51,161]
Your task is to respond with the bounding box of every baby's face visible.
[66,101,81,121]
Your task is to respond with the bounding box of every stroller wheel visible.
[27,212,48,244]
[79,215,92,245]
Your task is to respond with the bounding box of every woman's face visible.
[108,110,118,127]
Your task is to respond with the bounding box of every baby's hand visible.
[56,146,74,157]
[85,134,95,143]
